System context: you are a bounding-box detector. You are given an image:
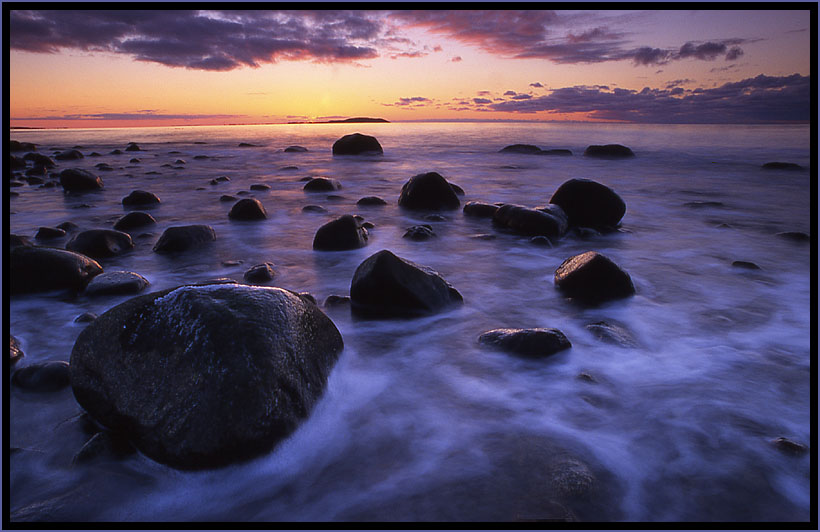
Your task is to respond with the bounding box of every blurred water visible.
[7,122,812,522]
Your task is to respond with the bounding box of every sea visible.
[6,122,814,522]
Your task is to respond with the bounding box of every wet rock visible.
[554,251,635,304]
[72,431,135,465]
[55,149,84,161]
[12,361,71,392]
[684,201,725,208]
[219,194,237,202]
[548,458,596,497]
[25,166,48,178]
[403,224,436,241]
[313,214,369,251]
[549,178,626,229]
[59,169,103,191]
[110,149,123,155]
[228,198,268,220]
[776,231,809,242]
[762,162,803,170]
[10,154,27,169]
[193,155,209,160]
[332,133,383,155]
[23,153,56,167]
[174,159,186,165]
[66,229,134,259]
[250,183,270,191]
[113,211,156,232]
[357,196,388,206]
[210,176,231,185]
[124,142,141,152]
[153,225,216,253]
[84,271,150,296]
[284,145,308,152]
[302,205,328,213]
[10,234,33,248]
[500,144,543,154]
[238,143,259,148]
[35,227,67,240]
[450,183,465,196]
[89,152,102,157]
[398,172,461,210]
[585,320,638,348]
[222,260,243,267]
[280,165,299,171]
[122,190,161,207]
[74,312,98,323]
[493,204,568,239]
[583,144,634,158]
[324,295,350,307]
[11,246,102,294]
[69,282,344,469]
[326,194,344,201]
[10,336,24,365]
[298,292,317,305]
[772,437,808,455]
[243,262,276,284]
[9,140,37,152]
[303,177,342,192]
[478,328,571,357]
[463,201,499,218]
[424,214,447,222]
[732,260,761,270]
[350,250,463,318]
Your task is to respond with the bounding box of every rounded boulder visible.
[60,169,103,191]
[122,190,161,207]
[478,328,571,357]
[554,251,635,304]
[66,229,134,259]
[313,214,369,251]
[332,133,383,155]
[228,198,268,221]
[549,178,626,229]
[398,172,461,211]
[153,225,216,253]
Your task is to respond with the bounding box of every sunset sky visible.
[8,9,813,128]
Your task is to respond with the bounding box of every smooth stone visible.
[238,143,259,147]
[12,361,71,392]
[478,328,571,357]
[66,229,134,259]
[398,172,461,210]
[84,271,150,296]
[10,336,24,365]
[153,225,216,253]
[59,169,103,191]
[113,211,156,232]
[23,153,56,167]
[585,320,638,348]
[284,146,308,152]
[772,437,808,455]
[463,201,500,218]
[219,195,237,202]
[229,198,268,220]
[55,149,84,161]
[762,162,803,170]
[776,231,809,242]
[403,225,436,241]
[303,177,341,192]
[35,227,67,240]
[122,190,161,206]
[9,140,37,152]
[732,260,761,270]
[243,262,276,284]
[250,184,270,191]
[549,178,626,229]
[124,142,141,152]
[357,196,388,206]
[302,205,328,213]
[332,133,383,155]
[324,295,351,307]
[493,204,568,239]
[423,214,447,222]
[583,144,634,158]
[193,155,209,160]
[500,144,543,154]
[313,215,369,251]
[129,158,140,163]
[554,251,635,304]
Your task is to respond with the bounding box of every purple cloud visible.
[473,98,492,105]
[450,55,462,62]
[393,96,432,106]
[511,93,532,100]
[504,90,517,96]
[529,82,544,88]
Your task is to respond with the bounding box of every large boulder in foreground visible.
[554,251,635,304]
[398,172,461,210]
[66,229,134,259]
[69,282,344,469]
[478,328,571,357]
[549,178,626,229]
[332,133,383,155]
[153,225,216,253]
[11,246,102,295]
[60,169,103,191]
[493,204,568,239]
[313,214,369,251]
[583,144,634,158]
[350,250,463,318]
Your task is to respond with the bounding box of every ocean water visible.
[7,122,813,522]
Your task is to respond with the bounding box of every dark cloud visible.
[511,93,532,100]
[395,96,432,106]
[678,41,726,60]
[504,90,517,96]
[529,82,544,88]
[630,47,670,66]
[725,46,744,61]
[489,74,810,123]
[477,91,492,96]
[665,79,693,88]
[450,55,462,62]
[473,98,492,104]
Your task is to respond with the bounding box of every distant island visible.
[288,117,390,124]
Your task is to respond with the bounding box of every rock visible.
[684,201,724,208]
[500,144,543,154]
[493,204,568,239]
[228,198,268,220]
[174,159,186,165]
[450,183,465,196]
[59,169,103,191]
[219,195,237,202]
[776,231,809,242]
[124,142,141,152]
[11,246,102,294]
[403,225,436,241]
[113,211,156,232]
[129,158,140,164]
[772,437,808,455]
[302,205,328,213]
[122,190,161,207]
[69,282,344,469]
[762,162,803,170]
[332,133,383,155]
[193,155,209,160]
[9,140,37,152]
[298,292,317,305]
[284,146,308,152]
[74,312,98,323]
[110,149,123,155]
[84,271,150,296]
[326,194,344,201]
[153,225,216,253]
[243,262,276,284]
[548,458,596,497]
[10,234,33,248]
[89,152,102,157]
[210,176,231,185]
[554,251,635,304]
[478,328,571,357]
[549,178,626,229]
[12,361,71,392]
[585,320,638,347]
[35,227,67,240]
[10,154,27,169]
[10,336,24,365]
[23,153,56,167]
[350,250,463,318]
[463,201,500,218]
[249,184,269,192]
[66,229,134,259]
[324,295,350,307]
[357,196,388,206]
[25,166,48,178]
[583,144,634,158]
[732,260,761,270]
[303,177,341,192]
[313,215,369,251]
[280,166,299,171]
[55,149,84,160]
[398,172,461,210]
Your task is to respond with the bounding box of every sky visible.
[7,9,813,128]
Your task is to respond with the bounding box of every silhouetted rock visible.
[219,195,237,202]
[303,177,342,192]
[478,328,571,357]
[69,282,344,469]
[450,183,465,196]
[762,162,803,170]
[732,260,761,270]
[324,295,350,307]
[55,149,84,161]
[238,143,259,147]
[583,144,634,158]
[554,251,635,304]
[403,225,436,241]
[66,229,134,259]
[9,140,37,152]
[350,250,462,318]
[772,437,808,455]
[153,225,216,253]
[332,133,383,155]
[302,205,328,213]
[313,215,369,251]
[129,158,141,163]
[244,262,276,284]
[84,271,150,296]
[585,320,638,348]
[357,196,388,206]
[23,153,56,167]
[10,155,27,169]
[125,142,141,152]
[284,146,308,152]
[549,178,626,229]
[228,198,268,220]
[10,336,24,365]
[12,361,71,392]
[493,204,568,239]
[398,172,461,210]
[463,201,499,218]
[122,190,161,207]
[776,231,809,242]
[35,227,67,240]
[500,144,542,154]
[60,169,103,191]
[113,211,156,232]
[10,234,33,248]
[250,184,270,191]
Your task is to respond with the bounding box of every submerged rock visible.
[243,262,276,284]
[84,271,150,296]
[55,149,84,161]
[124,142,141,152]
[583,144,634,158]
[66,229,134,259]
[69,282,344,469]
[776,231,809,242]
[403,225,436,241]
[732,260,761,270]
[228,198,268,220]
[9,140,37,152]
[23,153,56,167]
[313,215,369,251]
[398,172,461,210]
[554,251,635,304]
[549,178,626,229]
[493,204,568,239]
[284,145,308,152]
[113,211,156,232]
[122,190,160,207]
[478,328,571,357]
[304,177,342,192]
[35,227,67,240]
[585,320,638,348]
[500,144,543,154]
[332,133,383,155]
[357,196,388,206]
[153,225,216,253]
[350,250,463,318]
[463,201,500,218]
[772,437,809,455]
[59,169,103,191]
[762,162,803,170]
[12,361,71,392]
